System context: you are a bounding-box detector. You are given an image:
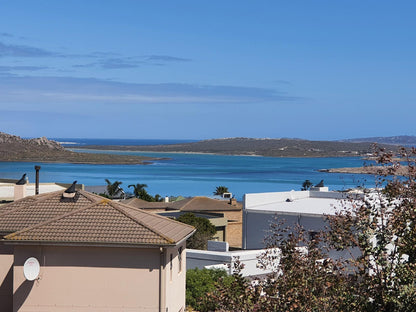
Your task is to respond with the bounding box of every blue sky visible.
[0,1,415,140]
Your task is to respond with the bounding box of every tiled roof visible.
[0,190,95,234]
[121,197,190,210]
[179,197,241,212]
[122,196,241,212]
[2,190,195,246]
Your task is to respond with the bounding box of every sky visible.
[0,1,415,140]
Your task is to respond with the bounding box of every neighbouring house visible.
[0,178,83,203]
[123,196,243,248]
[186,240,276,277]
[242,188,357,250]
[0,184,195,312]
[158,211,228,242]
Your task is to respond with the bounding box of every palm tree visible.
[105,179,123,198]
[128,183,148,198]
[301,179,313,191]
[213,186,229,196]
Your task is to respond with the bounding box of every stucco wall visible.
[164,242,186,312]
[13,245,162,312]
[243,210,326,249]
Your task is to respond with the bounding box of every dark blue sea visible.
[0,138,376,200]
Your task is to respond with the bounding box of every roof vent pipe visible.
[35,166,41,195]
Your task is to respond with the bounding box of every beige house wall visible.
[0,242,14,312]
[13,245,165,312]
[164,241,186,312]
[222,210,242,223]
[226,222,243,248]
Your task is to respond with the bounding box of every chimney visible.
[62,181,77,198]
[14,174,28,201]
[164,196,169,203]
[35,165,41,195]
[229,198,237,206]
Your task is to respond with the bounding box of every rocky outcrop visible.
[0,132,64,151]
[0,132,155,164]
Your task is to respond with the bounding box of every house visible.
[123,196,243,248]
[158,211,228,242]
[0,179,82,203]
[242,188,357,250]
[0,184,195,312]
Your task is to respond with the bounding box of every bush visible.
[186,268,233,311]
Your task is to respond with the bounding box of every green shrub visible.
[186,267,233,311]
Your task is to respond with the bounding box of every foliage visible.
[214,185,229,196]
[177,213,216,250]
[325,146,416,311]
[211,259,264,312]
[97,192,110,199]
[105,179,123,198]
[186,268,233,312]
[301,179,313,190]
[208,146,416,311]
[128,183,148,197]
[128,183,163,202]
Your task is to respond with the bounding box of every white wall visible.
[187,249,275,277]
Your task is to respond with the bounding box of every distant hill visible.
[0,132,155,164]
[340,135,416,146]
[78,137,399,157]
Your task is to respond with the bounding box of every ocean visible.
[0,138,375,200]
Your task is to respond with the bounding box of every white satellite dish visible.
[23,257,40,281]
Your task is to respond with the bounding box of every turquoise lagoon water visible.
[0,148,375,200]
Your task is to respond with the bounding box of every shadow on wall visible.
[13,280,34,312]
[0,266,13,311]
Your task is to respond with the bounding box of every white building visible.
[242,188,359,250]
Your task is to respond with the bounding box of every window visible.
[309,231,319,241]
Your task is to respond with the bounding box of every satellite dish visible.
[23,257,40,281]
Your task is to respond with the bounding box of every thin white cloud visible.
[0,76,297,105]
[0,41,57,57]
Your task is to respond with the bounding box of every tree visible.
[214,185,229,196]
[177,212,216,250]
[208,146,416,312]
[301,179,313,190]
[105,179,123,199]
[128,183,148,197]
[324,146,416,311]
[186,268,233,312]
[128,183,163,202]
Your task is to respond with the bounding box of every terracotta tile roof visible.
[179,197,241,212]
[121,197,192,210]
[122,196,241,212]
[2,190,195,246]
[0,190,97,234]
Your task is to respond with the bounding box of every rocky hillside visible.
[77,137,399,157]
[0,132,155,164]
[340,135,416,146]
[0,132,65,151]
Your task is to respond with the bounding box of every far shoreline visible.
[72,146,368,159]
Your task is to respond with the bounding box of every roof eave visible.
[2,240,179,248]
